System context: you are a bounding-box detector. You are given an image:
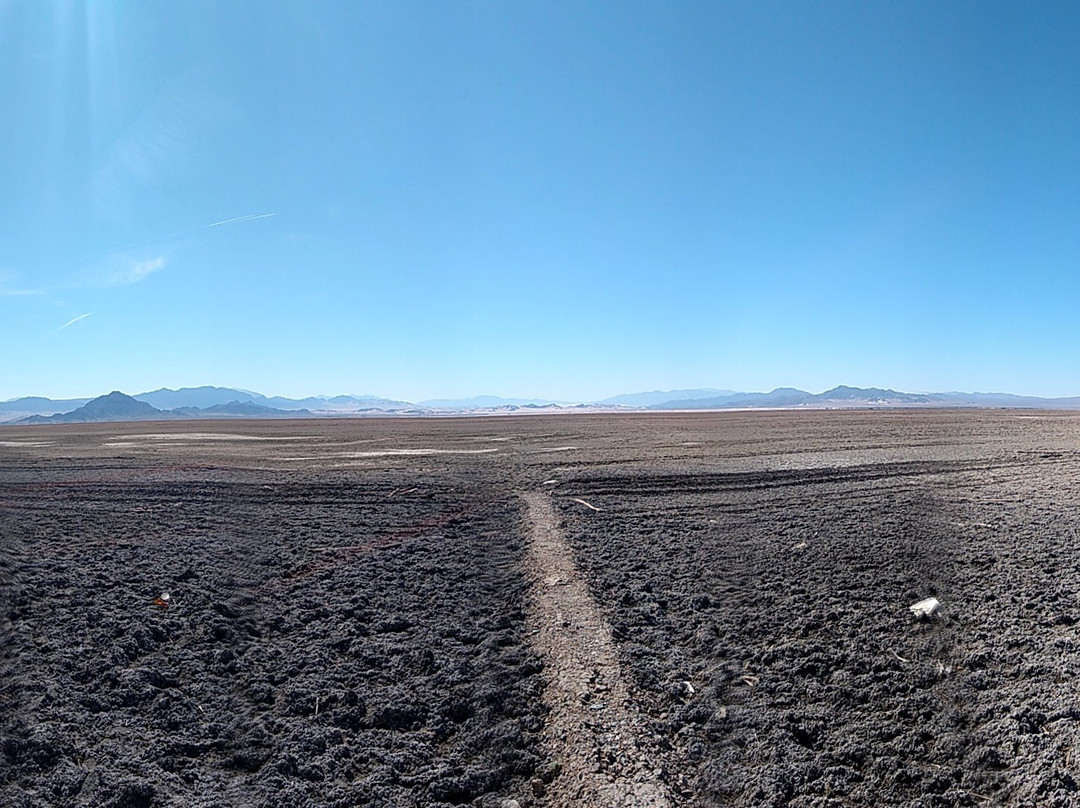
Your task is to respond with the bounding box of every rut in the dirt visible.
[521,491,671,808]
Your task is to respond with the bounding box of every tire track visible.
[521,491,672,807]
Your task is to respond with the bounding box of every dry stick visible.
[571,497,602,512]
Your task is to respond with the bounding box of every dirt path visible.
[520,491,672,807]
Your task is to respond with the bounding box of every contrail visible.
[55,312,92,332]
[207,212,277,228]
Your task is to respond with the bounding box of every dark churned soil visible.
[554,458,1080,807]
[0,454,545,807]
[3,411,1080,806]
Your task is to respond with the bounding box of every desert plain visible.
[2,410,1080,807]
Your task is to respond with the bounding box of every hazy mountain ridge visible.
[171,401,315,419]
[7,385,1080,425]
[0,396,93,418]
[597,389,736,407]
[133,387,410,412]
[651,386,1080,410]
[134,386,253,410]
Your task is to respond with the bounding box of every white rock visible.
[909,597,940,618]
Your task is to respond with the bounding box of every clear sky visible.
[2,1,1078,402]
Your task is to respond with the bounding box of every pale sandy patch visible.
[521,491,672,807]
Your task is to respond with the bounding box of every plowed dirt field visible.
[3,411,1080,807]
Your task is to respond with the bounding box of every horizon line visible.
[3,383,1080,407]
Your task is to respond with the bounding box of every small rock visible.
[909,597,940,619]
[531,778,546,797]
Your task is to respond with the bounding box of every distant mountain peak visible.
[20,391,163,424]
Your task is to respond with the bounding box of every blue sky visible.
[2,1,1078,402]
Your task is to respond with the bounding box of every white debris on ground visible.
[909,597,940,619]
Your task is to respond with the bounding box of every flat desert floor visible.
[3,411,1080,807]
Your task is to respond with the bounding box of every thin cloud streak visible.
[112,256,166,286]
[55,313,93,333]
[207,212,277,228]
[0,287,44,297]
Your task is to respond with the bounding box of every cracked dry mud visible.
[3,411,1080,806]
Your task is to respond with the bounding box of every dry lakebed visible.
[3,410,1080,807]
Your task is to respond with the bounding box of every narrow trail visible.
[520,491,673,807]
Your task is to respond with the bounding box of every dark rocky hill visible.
[20,392,167,423]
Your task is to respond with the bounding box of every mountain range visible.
[3,385,1080,424]
[651,386,1080,410]
[14,392,317,424]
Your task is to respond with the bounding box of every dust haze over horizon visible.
[3,2,1079,402]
